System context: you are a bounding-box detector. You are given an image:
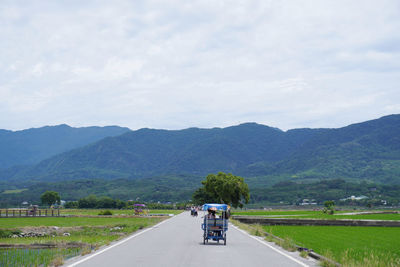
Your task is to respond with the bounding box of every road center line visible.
[231,224,309,267]
[66,215,177,267]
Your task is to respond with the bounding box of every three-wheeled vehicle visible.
[134,203,147,215]
[201,203,229,245]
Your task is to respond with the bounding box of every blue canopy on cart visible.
[202,203,228,211]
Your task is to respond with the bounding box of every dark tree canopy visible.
[193,172,250,208]
[40,191,61,206]
[324,200,335,208]
[192,187,218,205]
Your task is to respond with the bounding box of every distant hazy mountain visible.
[3,114,399,183]
[0,124,130,169]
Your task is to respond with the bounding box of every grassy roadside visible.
[0,215,167,266]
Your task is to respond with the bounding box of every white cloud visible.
[31,63,44,77]
[0,0,399,131]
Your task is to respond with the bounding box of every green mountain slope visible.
[1,115,399,184]
[8,123,312,180]
[0,124,130,169]
[7,123,323,181]
[270,115,400,183]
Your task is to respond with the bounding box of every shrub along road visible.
[64,212,316,267]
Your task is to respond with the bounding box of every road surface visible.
[65,212,317,267]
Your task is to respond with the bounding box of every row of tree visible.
[39,172,250,209]
[65,195,127,209]
[250,179,400,206]
[40,174,397,210]
[65,195,189,209]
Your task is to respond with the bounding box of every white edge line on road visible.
[66,215,176,267]
[231,224,309,267]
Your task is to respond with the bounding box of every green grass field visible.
[232,210,322,216]
[264,225,400,266]
[1,189,28,194]
[61,209,182,216]
[0,216,162,228]
[294,213,400,221]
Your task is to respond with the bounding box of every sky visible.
[1,0,400,131]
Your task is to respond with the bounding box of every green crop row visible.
[292,213,400,221]
[0,248,81,267]
[232,209,400,221]
[232,210,321,216]
[264,225,400,266]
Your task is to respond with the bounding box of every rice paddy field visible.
[264,225,400,266]
[0,248,81,267]
[232,209,400,266]
[0,212,168,266]
[232,209,400,221]
[233,210,319,216]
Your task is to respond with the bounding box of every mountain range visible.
[1,114,399,184]
[0,124,130,169]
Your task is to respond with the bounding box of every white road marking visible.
[231,224,309,267]
[66,215,176,267]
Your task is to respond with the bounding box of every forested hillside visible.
[269,114,400,183]
[2,177,400,207]
[1,115,399,184]
[0,115,399,206]
[1,123,321,181]
[0,124,130,169]
[0,175,201,207]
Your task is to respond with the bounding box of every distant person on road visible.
[194,207,198,216]
[222,209,230,219]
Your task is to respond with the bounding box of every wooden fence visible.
[0,209,60,217]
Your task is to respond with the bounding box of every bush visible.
[0,230,12,238]
[77,195,128,209]
[98,210,113,216]
[65,201,78,209]
[0,229,21,238]
[322,206,335,215]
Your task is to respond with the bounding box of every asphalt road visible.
[65,212,317,267]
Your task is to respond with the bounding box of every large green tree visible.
[192,187,218,205]
[40,191,61,206]
[193,172,250,208]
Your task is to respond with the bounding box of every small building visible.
[340,195,368,201]
[300,199,317,205]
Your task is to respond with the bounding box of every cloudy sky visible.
[1,0,399,131]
